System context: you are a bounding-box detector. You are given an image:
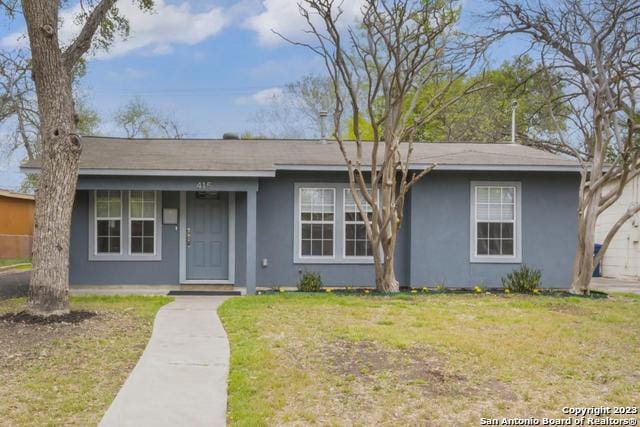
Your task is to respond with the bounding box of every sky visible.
[0,0,525,190]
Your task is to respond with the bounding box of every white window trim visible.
[94,190,122,256]
[293,183,374,264]
[128,190,157,256]
[469,181,522,263]
[88,190,162,261]
[342,187,376,261]
[298,187,336,260]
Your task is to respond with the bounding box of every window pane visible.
[311,224,322,239]
[131,202,143,218]
[488,204,501,220]
[345,240,355,256]
[322,240,333,256]
[130,191,142,203]
[143,237,154,254]
[502,188,515,203]
[489,188,501,203]
[131,220,143,236]
[355,241,366,256]
[131,237,142,253]
[489,223,501,239]
[96,190,109,200]
[323,224,333,239]
[110,237,120,253]
[143,191,155,202]
[489,240,501,255]
[97,237,109,253]
[301,224,311,239]
[311,240,322,256]
[96,202,109,218]
[477,222,488,239]
[109,220,120,236]
[143,202,155,218]
[502,204,515,221]
[346,224,355,239]
[477,187,489,203]
[323,212,334,221]
[477,203,489,221]
[477,239,489,255]
[97,220,108,236]
[501,223,514,239]
[143,220,154,236]
[301,240,311,256]
[108,201,121,218]
[356,224,367,240]
[502,239,514,255]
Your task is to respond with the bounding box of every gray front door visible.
[186,192,229,280]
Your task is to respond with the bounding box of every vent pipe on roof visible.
[511,100,518,144]
[319,111,328,144]
[223,132,240,140]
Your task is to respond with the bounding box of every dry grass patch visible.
[0,295,171,426]
[219,293,640,426]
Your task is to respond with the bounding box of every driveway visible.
[100,296,231,427]
[0,270,29,300]
[592,277,640,295]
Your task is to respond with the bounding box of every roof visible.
[21,136,580,176]
[0,189,35,201]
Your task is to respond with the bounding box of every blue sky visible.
[0,0,525,190]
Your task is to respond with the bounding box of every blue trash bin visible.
[593,243,603,277]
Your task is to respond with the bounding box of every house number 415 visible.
[195,181,214,190]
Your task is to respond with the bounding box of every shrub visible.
[297,271,323,292]
[501,265,542,293]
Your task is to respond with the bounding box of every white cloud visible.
[244,0,364,47]
[1,0,229,59]
[235,87,283,105]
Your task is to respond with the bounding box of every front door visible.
[186,192,229,280]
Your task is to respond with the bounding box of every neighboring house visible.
[0,189,35,259]
[21,136,580,294]
[595,176,640,279]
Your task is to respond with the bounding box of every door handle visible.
[186,227,192,247]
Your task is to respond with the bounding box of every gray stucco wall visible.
[69,170,579,288]
[409,171,579,288]
[70,190,181,284]
[255,172,410,287]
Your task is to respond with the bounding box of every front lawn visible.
[0,295,172,426]
[0,258,31,268]
[219,293,640,426]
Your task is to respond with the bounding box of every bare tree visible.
[285,0,484,291]
[114,98,185,139]
[488,0,640,294]
[10,0,153,316]
[251,74,340,138]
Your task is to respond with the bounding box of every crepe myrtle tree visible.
[5,0,153,316]
[283,0,486,292]
[488,0,640,294]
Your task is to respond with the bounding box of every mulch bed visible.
[0,310,97,325]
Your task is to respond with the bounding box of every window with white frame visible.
[95,190,121,254]
[129,191,156,255]
[300,188,335,257]
[344,188,373,257]
[474,185,516,257]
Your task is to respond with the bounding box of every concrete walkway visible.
[100,296,231,427]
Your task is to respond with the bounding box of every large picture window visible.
[129,191,156,255]
[300,188,335,257]
[471,182,520,262]
[344,188,373,257]
[95,190,121,254]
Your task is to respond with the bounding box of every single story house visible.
[22,136,580,294]
[0,189,35,259]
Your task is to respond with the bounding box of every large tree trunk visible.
[375,144,400,293]
[23,0,81,316]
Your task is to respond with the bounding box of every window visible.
[300,188,335,257]
[129,191,156,255]
[95,190,121,254]
[472,183,520,261]
[344,188,373,257]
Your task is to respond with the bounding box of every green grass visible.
[0,258,31,268]
[0,295,172,426]
[219,293,640,426]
